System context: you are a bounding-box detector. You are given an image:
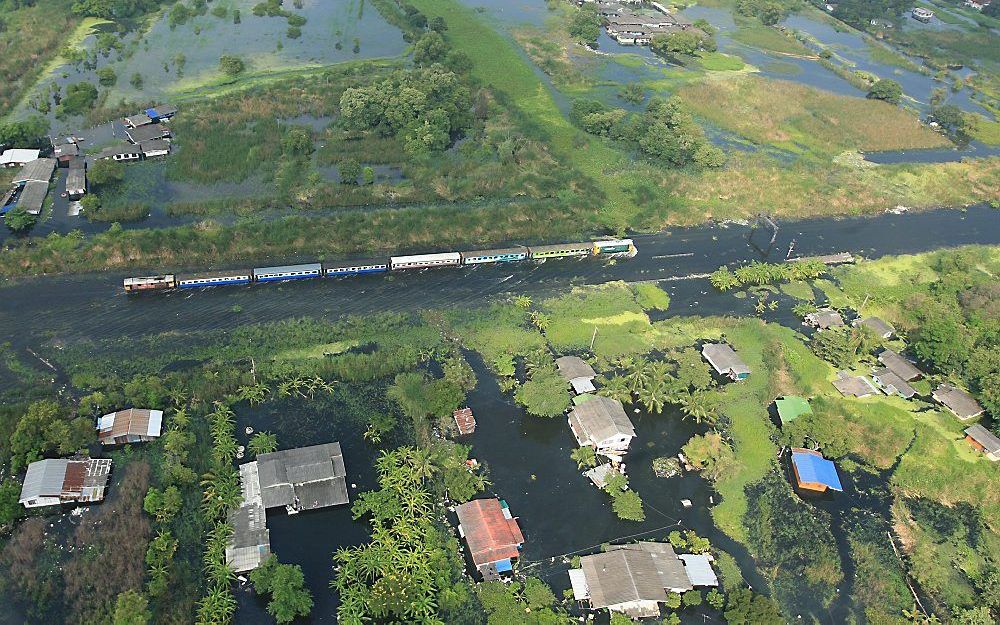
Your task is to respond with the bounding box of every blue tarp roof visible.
[791,450,843,491]
[145,108,159,118]
[495,559,512,572]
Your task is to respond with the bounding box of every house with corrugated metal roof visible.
[0,149,40,168]
[97,408,163,445]
[933,384,984,420]
[878,349,922,381]
[568,395,635,455]
[556,355,597,394]
[256,442,349,512]
[964,424,999,461]
[790,448,843,494]
[855,316,894,339]
[872,368,917,399]
[455,497,524,580]
[702,343,750,381]
[570,547,669,619]
[18,458,112,508]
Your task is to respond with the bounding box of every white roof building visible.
[0,149,40,167]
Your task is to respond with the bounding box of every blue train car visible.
[460,246,529,264]
[177,270,252,288]
[325,259,389,277]
[253,263,322,282]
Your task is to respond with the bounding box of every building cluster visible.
[1,151,57,217]
[581,0,695,46]
[226,442,350,572]
[17,408,163,509]
[568,542,718,619]
[98,104,176,162]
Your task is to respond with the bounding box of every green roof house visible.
[775,396,812,426]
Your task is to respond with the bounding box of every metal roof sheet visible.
[20,459,70,502]
[569,396,635,445]
[791,449,843,491]
[702,343,750,375]
[580,549,668,607]
[455,498,524,567]
[556,356,596,381]
[679,554,718,587]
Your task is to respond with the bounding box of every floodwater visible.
[782,13,993,116]
[15,0,407,133]
[2,205,998,623]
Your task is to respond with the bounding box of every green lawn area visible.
[541,282,654,360]
[677,74,951,155]
[732,16,813,56]
[696,51,747,72]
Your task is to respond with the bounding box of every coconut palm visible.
[709,266,740,291]
[512,295,532,309]
[680,391,715,424]
[248,431,277,456]
[571,446,597,469]
[212,436,239,465]
[530,311,551,332]
[638,377,668,414]
[625,357,649,394]
[598,374,633,405]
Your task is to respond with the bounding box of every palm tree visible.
[598,375,633,405]
[638,378,667,414]
[709,266,740,291]
[407,448,438,483]
[680,391,715,424]
[530,311,551,332]
[625,357,649,394]
[571,446,597,469]
[248,431,278,456]
[512,295,531,310]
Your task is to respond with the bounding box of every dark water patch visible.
[461,350,768,596]
[230,390,404,624]
[863,140,1000,163]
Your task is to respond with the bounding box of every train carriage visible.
[252,263,322,282]
[592,239,637,257]
[325,259,389,277]
[123,275,176,292]
[460,246,529,265]
[390,252,462,270]
[527,242,592,259]
[177,270,253,288]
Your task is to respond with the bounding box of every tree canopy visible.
[250,556,314,624]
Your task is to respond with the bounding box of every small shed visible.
[701,343,750,381]
[878,349,922,381]
[790,448,843,493]
[584,462,617,488]
[15,180,50,215]
[140,139,170,158]
[963,424,1000,462]
[125,113,153,128]
[775,396,811,426]
[97,408,163,445]
[933,384,984,421]
[856,317,894,339]
[453,407,476,435]
[872,368,916,399]
[679,553,719,587]
[0,148,40,167]
[66,167,86,199]
[832,371,879,398]
[556,356,597,395]
[805,309,844,330]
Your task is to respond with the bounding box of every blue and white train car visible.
[326,259,389,277]
[460,246,529,264]
[177,270,252,288]
[252,263,322,282]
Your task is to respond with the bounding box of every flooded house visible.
[568,395,636,457]
[556,355,597,394]
[933,384,985,421]
[856,316,894,339]
[832,371,879,398]
[227,442,349,572]
[0,148,40,168]
[124,123,171,144]
[124,113,153,128]
[97,408,163,445]
[98,144,143,162]
[963,424,1000,462]
[790,448,843,494]
[453,407,476,435]
[18,458,112,508]
[11,180,49,215]
[66,164,86,200]
[912,7,934,22]
[871,368,917,399]
[878,349,922,382]
[140,139,171,158]
[701,343,750,381]
[570,541,704,619]
[679,554,719,588]
[12,157,56,184]
[52,141,79,167]
[804,309,844,330]
[455,498,524,581]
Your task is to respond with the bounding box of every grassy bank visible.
[677,75,951,154]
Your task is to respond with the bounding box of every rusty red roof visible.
[455,498,523,567]
[454,408,476,435]
[61,461,86,495]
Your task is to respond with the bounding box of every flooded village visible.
[0,0,998,623]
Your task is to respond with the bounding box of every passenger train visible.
[123,239,637,293]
